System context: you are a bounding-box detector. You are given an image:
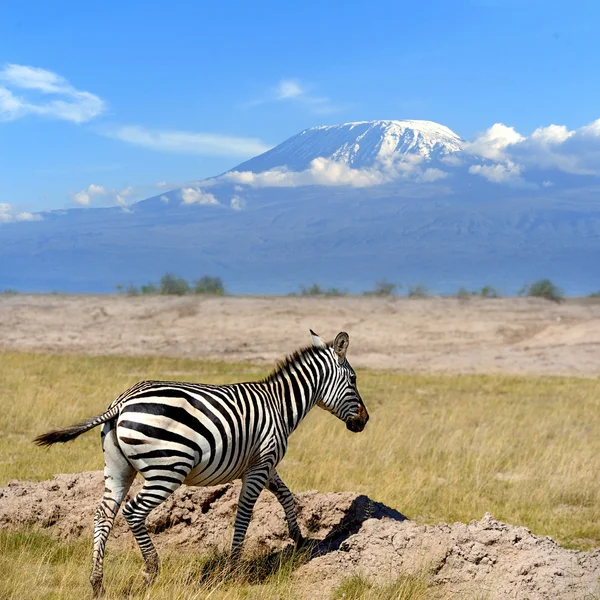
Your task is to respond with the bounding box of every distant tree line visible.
[117,273,225,296]
[291,278,572,303]
[2,277,593,302]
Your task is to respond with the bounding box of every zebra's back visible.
[113,380,277,487]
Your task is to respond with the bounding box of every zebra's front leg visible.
[266,470,304,546]
[231,465,271,560]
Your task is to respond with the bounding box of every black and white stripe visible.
[35,330,369,597]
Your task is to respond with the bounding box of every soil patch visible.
[1,295,600,377]
[1,472,598,599]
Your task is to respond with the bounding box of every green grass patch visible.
[1,351,599,553]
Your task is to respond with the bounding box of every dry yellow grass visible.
[0,528,304,600]
[1,351,599,598]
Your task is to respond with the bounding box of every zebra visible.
[34,330,369,596]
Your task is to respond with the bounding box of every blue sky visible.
[1,0,599,213]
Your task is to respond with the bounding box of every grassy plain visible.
[1,351,599,598]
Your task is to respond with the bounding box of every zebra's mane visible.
[263,343,329,383]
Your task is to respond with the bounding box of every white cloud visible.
[509,120,600,175]
[0,64,106,123]
[464,123,524,161]
[465,119,600,178]
[468,160,528,185]
[73,191,91,205]
[223,162,381,188]
[440,154,465,167]
[418,168,448,183]
[0,203,12,222]
[530,124,573,145]
[246,78,344,115]
[72,183,136,208]
[0,203,43,223]
[104,125,271,157]
[72,184,107,206]
[115,194,127,208]
[160,195,169,203]
[119,185,134,197]
[15,211,43,221]
[220,153,447,189]
[88,184,107,195]
[180,187,219,205]
[275,80,304,100]
[230,195,245,211]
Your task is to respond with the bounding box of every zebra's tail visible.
[34,404,121,447]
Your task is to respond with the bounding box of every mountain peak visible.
[232,119,463,173]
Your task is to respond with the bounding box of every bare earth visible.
[1,294,599,377]
[1,473,599,600]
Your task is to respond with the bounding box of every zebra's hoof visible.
[142,556,159,586]
[292,534,306,547]
[143,568,158,587]
[295,536,319,556]
[90,577,104,598]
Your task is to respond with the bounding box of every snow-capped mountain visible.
[1,119,599,296]
[233,120,463,173]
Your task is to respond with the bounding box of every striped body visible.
[35,331,369,597]
[114,380,289,488]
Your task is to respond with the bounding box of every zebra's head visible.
[310,330,369,433]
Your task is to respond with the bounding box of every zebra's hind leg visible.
[266,470,304,546]
[121,469,187,587]
[231,465,271,560]
[90,423,137,598]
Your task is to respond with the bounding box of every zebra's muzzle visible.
[346,404,369,433]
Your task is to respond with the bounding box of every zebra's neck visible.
[263,346,328,436]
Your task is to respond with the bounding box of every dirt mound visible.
[1,472,599,599]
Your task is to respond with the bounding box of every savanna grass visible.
[1,352,599,548]
[0,528,304,600]
[331,573,432,600]
[0,351,599,598]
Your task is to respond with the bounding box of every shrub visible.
[125,284,139,296]
[521,279,564,303]
[373,279,397,296]
[362,279,398,296]
[456,287,470,299]
[480,284,500,299]
[323,287,347,297]
[159,273,190,296]
[193,276,225,295]
[300,283,324,296]
[407,284,429,298]
[140,283,158,295]
[299,283,347,296]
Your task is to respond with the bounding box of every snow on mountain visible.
[2,119,600,297]
[232,120,463,173]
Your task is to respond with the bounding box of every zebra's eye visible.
[349,374,356,385]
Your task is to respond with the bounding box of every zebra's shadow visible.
[195,495,408,584]
[305,494,407,557]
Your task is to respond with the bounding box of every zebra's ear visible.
[333,332,350,363]
[310,329,327,349]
